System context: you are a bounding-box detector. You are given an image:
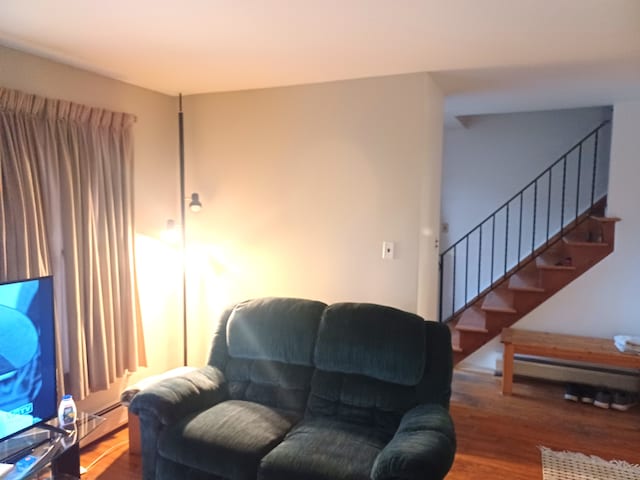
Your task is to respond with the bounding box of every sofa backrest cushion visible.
[308,303,452,433]
[223,297,326,413]
[227,297,326,366]
[314,303,425,385]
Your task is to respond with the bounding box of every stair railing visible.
[438,120,611,322]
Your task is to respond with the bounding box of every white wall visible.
[0,46,182,410]
[462,101,640,370]
[182,73,444,364]
[441,107,610,250]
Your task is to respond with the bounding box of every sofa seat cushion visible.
[258,418,392,480]
[158,400,300,480]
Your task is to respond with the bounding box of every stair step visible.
[509,270,544,292]
[562,234,608,248]
[482,289,517,314]
[456,307,489,333]
[451,326,493,354]
[536,254,576,271]
[451,329,463,353]
[590,215,621,223]
[448,197,620,365]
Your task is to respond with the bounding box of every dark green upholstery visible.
[130,366,227,425]
[220,298,326,413]
[258,418,391,480]
[262,302,455,480]
[129,366,229,480]
[159,400,301,479]
[226,298,324,365]
[314,302,426,385]
[224,358,313,411]
[306,369,415,434]
[371,404,456,480]
[131,298,455,480]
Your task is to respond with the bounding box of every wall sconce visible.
[189,193,202,212]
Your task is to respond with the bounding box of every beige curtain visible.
[0,87,146,399]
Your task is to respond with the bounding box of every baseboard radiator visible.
[495,354,640,391]
[80,402,128,449]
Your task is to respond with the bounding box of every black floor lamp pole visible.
[179,93,188,366]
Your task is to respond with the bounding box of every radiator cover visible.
[495,354,640,391]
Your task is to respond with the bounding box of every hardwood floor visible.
[80,430,139,480]
[448,369,640,479]
[80,369,640,479]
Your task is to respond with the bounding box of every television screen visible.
[0,276,57,443]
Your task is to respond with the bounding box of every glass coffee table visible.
[0,413,104,480]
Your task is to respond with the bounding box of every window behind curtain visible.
[0,87,146,400]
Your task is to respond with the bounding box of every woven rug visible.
[541,447,640,480]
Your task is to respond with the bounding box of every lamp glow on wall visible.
[162,219,180,244]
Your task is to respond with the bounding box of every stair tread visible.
[451,329,463,352]
[536,254,576,271]
[562,235,609,247]
[590,215,621,223]
[509,270,544,292]
[482,289,517,314]
[456,307,489,333]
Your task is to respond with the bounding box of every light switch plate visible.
[382,241,395,260]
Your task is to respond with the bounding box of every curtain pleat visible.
[0,87,146,399]
[0,101,50,279]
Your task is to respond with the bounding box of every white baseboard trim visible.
[495,354,640,391]
[80,402,128,449]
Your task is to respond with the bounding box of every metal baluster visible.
[561,155,567,234]
[504,204,509,275]
[478,224,483,297]
[575,144,582,220]
[591,130,599,207]
[452,245,456,317]
[491,215,496,286]
[532,180,538,254]
[464,235,469,307]
[546,170,552,246]
[518,191,523,264]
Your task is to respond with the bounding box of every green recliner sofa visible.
[130,297,456,480]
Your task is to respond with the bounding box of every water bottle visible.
[58,394,77,428]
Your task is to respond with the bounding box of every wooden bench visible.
[500,328,640,395]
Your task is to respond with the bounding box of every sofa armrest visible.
[371,403,456,480]
[129,365,228,425]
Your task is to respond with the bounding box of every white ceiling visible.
[1,0,639,117]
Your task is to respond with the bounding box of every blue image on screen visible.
[0,276,57,442]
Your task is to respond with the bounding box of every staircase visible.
[438,120,618,364]
[449,211,620,363]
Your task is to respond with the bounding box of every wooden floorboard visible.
[80,369,640,479]
[80,428,140,480]
[447,369,640,479]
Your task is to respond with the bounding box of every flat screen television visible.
[0,275,57,444]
